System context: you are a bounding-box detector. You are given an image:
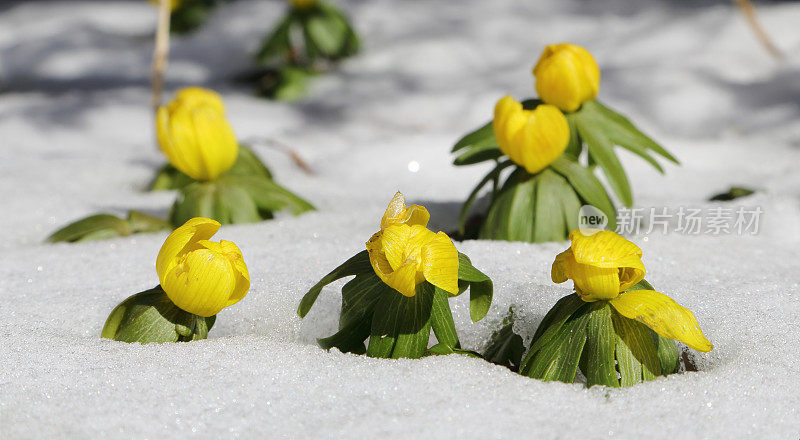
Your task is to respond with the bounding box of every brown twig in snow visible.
[151,0,171,114]
[244,137,315,175]
[731,0,784,60]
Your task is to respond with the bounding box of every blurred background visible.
[1,0,799,247]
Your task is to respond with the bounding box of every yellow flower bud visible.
[493,96,570,174]
[288,0,317,9]
[533,43,600,112]
[156,87,238,181]
[366,193,459,297]
[551,229,645,301]
[156,217,250,317]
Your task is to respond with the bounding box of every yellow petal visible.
[156,217,220,286]
[382,259,420,297]
[570,263,621,301]
[551,248,574,284]
[367,231,394,279]
[610,290,713,352]
[421,231,459,294]
[162,248,237,317]
[174,87,226,114]
[200,240,250,307]
[190,107,238,181]
[569,229,643,269]
[380,192,430,229]
[517,104,569,174]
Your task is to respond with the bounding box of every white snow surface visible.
[2,0,800,438]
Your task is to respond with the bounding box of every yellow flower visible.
[288,0,317,9]
[493,96,570,174]
[148,0,187,11]
[552,229,713,352]
[552,229,645,301]
[366,193,459,297]
[533,43,600,112]
[156,87,238,181]
[156,217,250,317]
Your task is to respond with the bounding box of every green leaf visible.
[366,283,434,359]
[297,250,372,318]
[101,286,212,343]
[452,121,495,153]
[580,302,619,387]
[338,273,387,330]
[224,174,315,216]
[623,278,680,375]
[520,293,585,375]
[127,211,171,234]
[318,319,370,354]
[549,155,617,231]
[430,287,459,349]
[575,113,633,207]
[656,334,680,375]
[454,143,503,166]
[564,112,582,157]
[214,182,262,224]
[47,214,132,243]
[169,181,216,226]
[482,307,525,371]
[392,283,434,359]
[255,14,294,65]
[458,160,514,234]
[708,186,755,202]
[612,309,661,380]
[481,169,537,241]
[304,9,349,57]
[456,253,493,322]
[590,100,679,164]
[520,303,591,383]
[533,169,569,242]
[169,0,218,35]
[226,145,273,180]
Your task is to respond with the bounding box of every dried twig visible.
[151,0,171,114]
[732,0,783,60]
[244,137,315,175]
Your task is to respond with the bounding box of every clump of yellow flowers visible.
[519,229,712,387]
[453,43,678,243]
[298,192,493,358]
[102,217,250,343]
[49,87,313,243]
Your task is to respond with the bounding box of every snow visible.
[2,0,800,438]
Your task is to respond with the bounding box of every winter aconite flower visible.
[366,192,459,297]
[156,87,238,182]
[156,217,250,317]
[493,96,570,174]
[533,43,600,112]
[551,229,646,301]
[552,229,713,352]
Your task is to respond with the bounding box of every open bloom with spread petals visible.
[552,229,713,352]
[366,192,459,297]
[533,43,600,112]
[156,87,238,182]
[493,96,570,174]
[156,217,250,317]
